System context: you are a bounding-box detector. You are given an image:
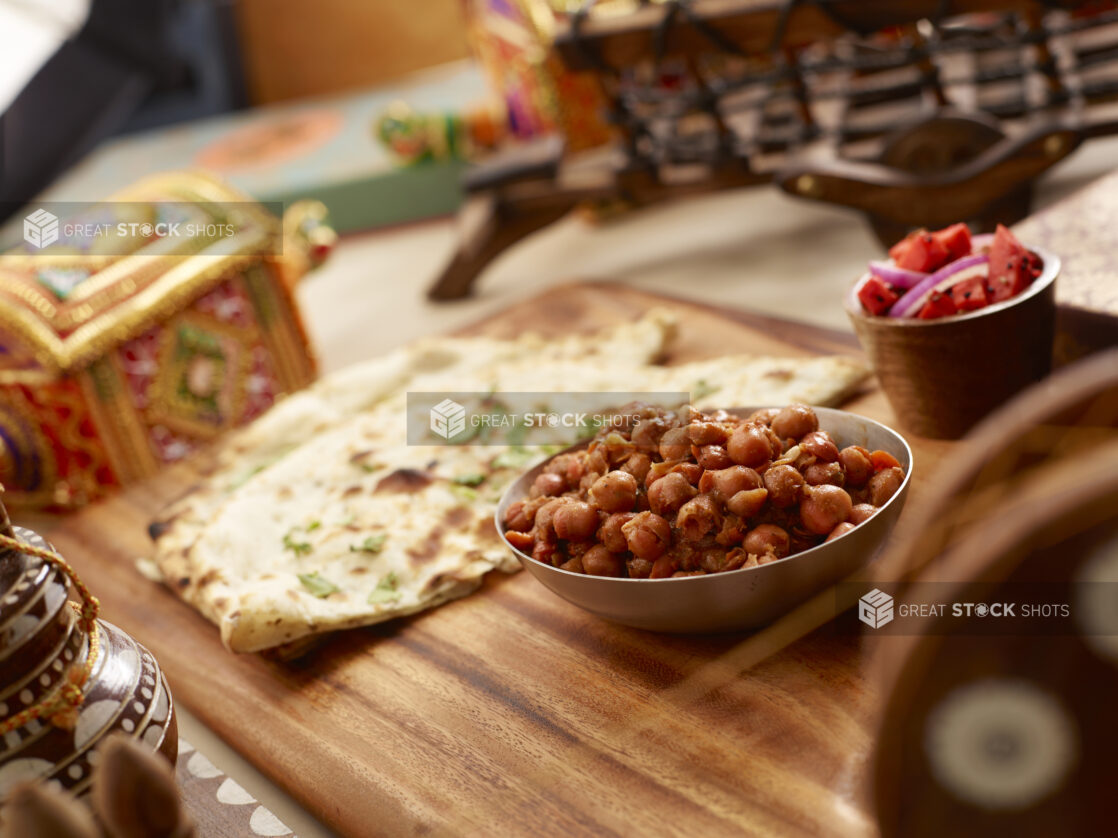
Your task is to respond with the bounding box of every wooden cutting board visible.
[26,282,954,838]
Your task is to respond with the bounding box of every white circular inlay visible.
[67,764,82,780]
[249,806,292,836]
[39,674,50,686]
[18,690,32,705]
[187,751,222,780]
[121,719,135,733]
[142,724,163,749]
[140,687,153,700]
[217,777,256,805]
[925,678,1077,810]
[132,701,145,715]
[74,700,117,751]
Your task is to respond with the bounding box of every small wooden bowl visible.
[844,248,1060,439]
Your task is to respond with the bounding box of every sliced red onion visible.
[868,260,927,289]
[889,252,990,318]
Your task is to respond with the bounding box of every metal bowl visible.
[495,407,913,633]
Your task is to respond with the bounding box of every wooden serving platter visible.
[28,283,954,837]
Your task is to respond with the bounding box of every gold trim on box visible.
[0,171,282,375]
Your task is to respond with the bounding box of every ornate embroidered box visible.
[0,172,331,508]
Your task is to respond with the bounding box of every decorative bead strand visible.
[0,534,101,733]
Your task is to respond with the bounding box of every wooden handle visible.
[777,124,1081,227]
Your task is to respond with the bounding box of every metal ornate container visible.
[0,518,176,800]
[0,171,332,508]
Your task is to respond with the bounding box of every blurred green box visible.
[36,62,488,234]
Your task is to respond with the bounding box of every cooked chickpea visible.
[504,500,533,532]
[545,453,577,477]
[803,461,844,487]
[743,524,790,559]
[715,514,749,546]
[585,447,609,477]
[800,431,839,462]
[626,557,654,579]
[838,446,873,488]
[552,500,599,541]
[531,472,566,498]
[672,463,703,485]
[559,556,585,573]
[531,539,557,566]
[687,421,729,446]
[677,494,722,542]
[763,464,805,508]
[649,555,679,579]
[588,471,638,513]
[622,452,652,484]
[622,511,673,560]
[647,471,696,516]
[849,503,877,524]
[727,424,773,467]
[631,418,666,451]
[658,427,691,461]
[726,487,768,518]
[698,465,763,501]
[598,512,635,552]
[699,547,728,573]
[695,444,733,470]
[583,545,625,577]
[532,498,562,534]
[800,484,854,535]
[771,404,818,440]
[826,522,856,543]
[868,466,905,506]
[748,407,780,425]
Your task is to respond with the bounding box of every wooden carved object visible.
[869,348,1118,835]
[431,0,1118,299]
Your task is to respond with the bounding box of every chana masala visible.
[502,404,906,579]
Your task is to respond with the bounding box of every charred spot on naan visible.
[148,519,177,541]
[405,505,473,564]
[472,516,501,545]
[374,468,435,494]
[196,568,225,588]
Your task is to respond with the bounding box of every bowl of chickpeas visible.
[496,403,912,633]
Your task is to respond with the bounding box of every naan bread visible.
[151,312,870,653]
[154,310,678,560]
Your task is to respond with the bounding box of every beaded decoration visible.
[0,534,101,733]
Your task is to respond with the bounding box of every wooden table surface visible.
[27,282,955,837]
